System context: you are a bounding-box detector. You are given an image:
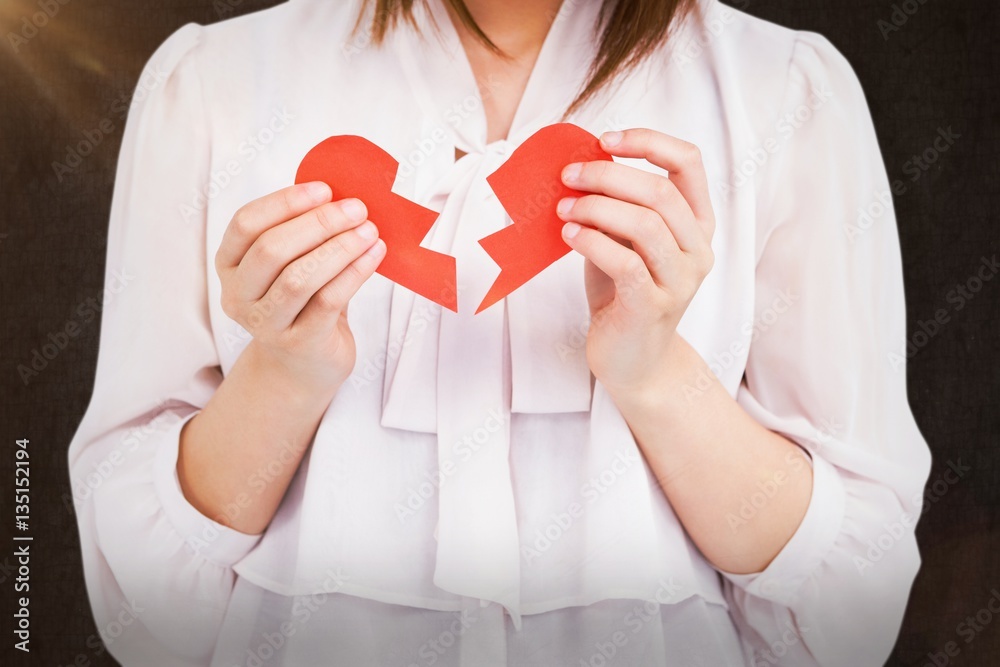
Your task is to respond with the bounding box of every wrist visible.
[605,334,702,415]
[241,340,342,411]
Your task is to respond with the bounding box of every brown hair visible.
[360,0,696,115]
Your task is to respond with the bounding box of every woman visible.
[69,0,931,664]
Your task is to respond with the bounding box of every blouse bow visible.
[380,138,594,626]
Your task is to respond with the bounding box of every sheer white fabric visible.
[67,0,931,665]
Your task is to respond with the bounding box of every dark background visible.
[1,0,997,665]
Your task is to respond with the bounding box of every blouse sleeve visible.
[66,24,261,666]
[716,33,933,666]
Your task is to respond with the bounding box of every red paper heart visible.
[479,123,613,313]
[295,136,459,311]
[294,124,611,314]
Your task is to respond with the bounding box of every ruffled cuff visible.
[152,412,263,566]
[716,451,846,606]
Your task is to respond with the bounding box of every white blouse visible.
[68,0,931,665]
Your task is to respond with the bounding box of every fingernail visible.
[357,220,378,240]
[557,197,577,218]
[341,199,367,222]
[307,181,331,201]
[562,222,581,240]
[601,131,623,147]
[562,163,583,184]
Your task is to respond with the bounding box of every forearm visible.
[177,340,338,534]
[611,334,813,575]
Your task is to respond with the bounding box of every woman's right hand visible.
[215,181,386,397]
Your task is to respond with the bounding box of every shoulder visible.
[665,3,886,253]
[675,1,871,128]
[137,0,367,88]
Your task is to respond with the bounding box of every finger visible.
[216,182,333,270]
[251,222,380,333]
[293,239,387,334]
[562,160,704,253]
[599,129,715,236]
[236,199,369,301]
[561,221,656,308]
[557,194,679,285]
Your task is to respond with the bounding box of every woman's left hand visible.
[557,128,716,400]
